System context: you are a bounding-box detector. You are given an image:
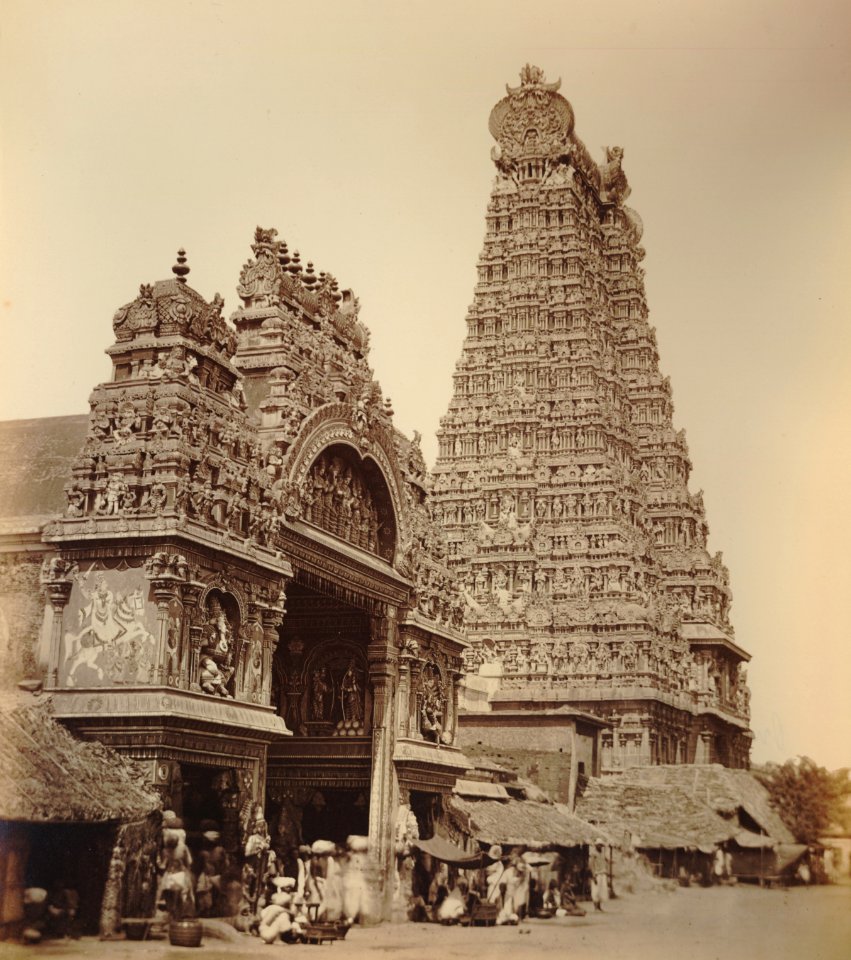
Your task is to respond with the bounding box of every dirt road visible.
[3,884,848,960]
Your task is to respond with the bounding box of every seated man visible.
[437,879,469,924]
[558,877,586,917]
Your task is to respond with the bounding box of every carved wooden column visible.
[367,605,399,921]
[396,652,412,740]
[40,560,76,690]
[407,657,422,740]
[260,600,285,708]
[151,579,181,685]
[396,636,418,739]
[283,636,304,734]
[144,554,190,687]
[180,580,204,689]
[447,664,462,745]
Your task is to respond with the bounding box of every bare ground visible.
[3,884,849,960]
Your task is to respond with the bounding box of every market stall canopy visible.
[734,829,775,849]
[411,834,485,868]
[0,693,161,823]
[450,796,602,848]
[522,850,558,867]
[774,844,809,873]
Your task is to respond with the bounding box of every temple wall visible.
[0,551,51,684]
[458,718,579,805]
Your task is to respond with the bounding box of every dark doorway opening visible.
[25,822,116,935]
[300,789,369,846]
[178,764,243,859]
[410,790,441,841]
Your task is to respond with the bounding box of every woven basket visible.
[168,919,203,947]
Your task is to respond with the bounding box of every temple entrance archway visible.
[266,580,374,856]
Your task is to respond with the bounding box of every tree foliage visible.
[755,757,851,843]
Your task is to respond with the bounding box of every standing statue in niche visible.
[419,670,450,745]
[311,667,331,721]
[246,641,263,704]
[341,660,363,725]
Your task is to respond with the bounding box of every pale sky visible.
[1,0,849,768]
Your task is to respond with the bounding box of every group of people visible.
[20,883,80,944]
[154,808,370,943]
[410,840,610,926]
[252,837,370,943]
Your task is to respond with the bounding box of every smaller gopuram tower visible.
[40,250,292,821]
[433,66,752,770]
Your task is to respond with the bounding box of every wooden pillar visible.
[149,579,181,685]
[260,600,285,708]
[408,657,422,739]
[367,605,399,921]
[179,581,203,689]
[40,562,75,690]
[397,649,413,739]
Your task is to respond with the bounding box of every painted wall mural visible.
[60,566,158,687]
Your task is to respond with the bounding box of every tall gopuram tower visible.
[433,66,752,772]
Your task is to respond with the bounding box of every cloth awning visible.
[734,829,775,849]
[412,835,485,868]
[775,844,809,873]
[522,851,558,868]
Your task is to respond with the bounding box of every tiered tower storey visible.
[433,66,752,771]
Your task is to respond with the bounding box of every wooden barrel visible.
[168,919,203,947]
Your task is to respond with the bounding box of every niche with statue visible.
[302,643,370,738]
[199,590,241,698]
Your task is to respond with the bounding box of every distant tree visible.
[755,757,851,843]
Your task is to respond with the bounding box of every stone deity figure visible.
[420,699,443,746]
[246,640,263,703]
[200,657,232,698]
[205,597,233,658]
[311,666,330,721]
[243,812,272,913]
[341,660,363,724]
[65,487,86,517]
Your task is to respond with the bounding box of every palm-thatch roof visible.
[449,796,603,848]
[619,765,795,844]
[575,778,734,851]
[0,693,161,823]
[0,415,88,521]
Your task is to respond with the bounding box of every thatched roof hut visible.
[575,778,734,851]
[618,764,795,844]
[449,796,603,849]
[0,693,160,823]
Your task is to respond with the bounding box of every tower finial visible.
[172,248,190,284]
